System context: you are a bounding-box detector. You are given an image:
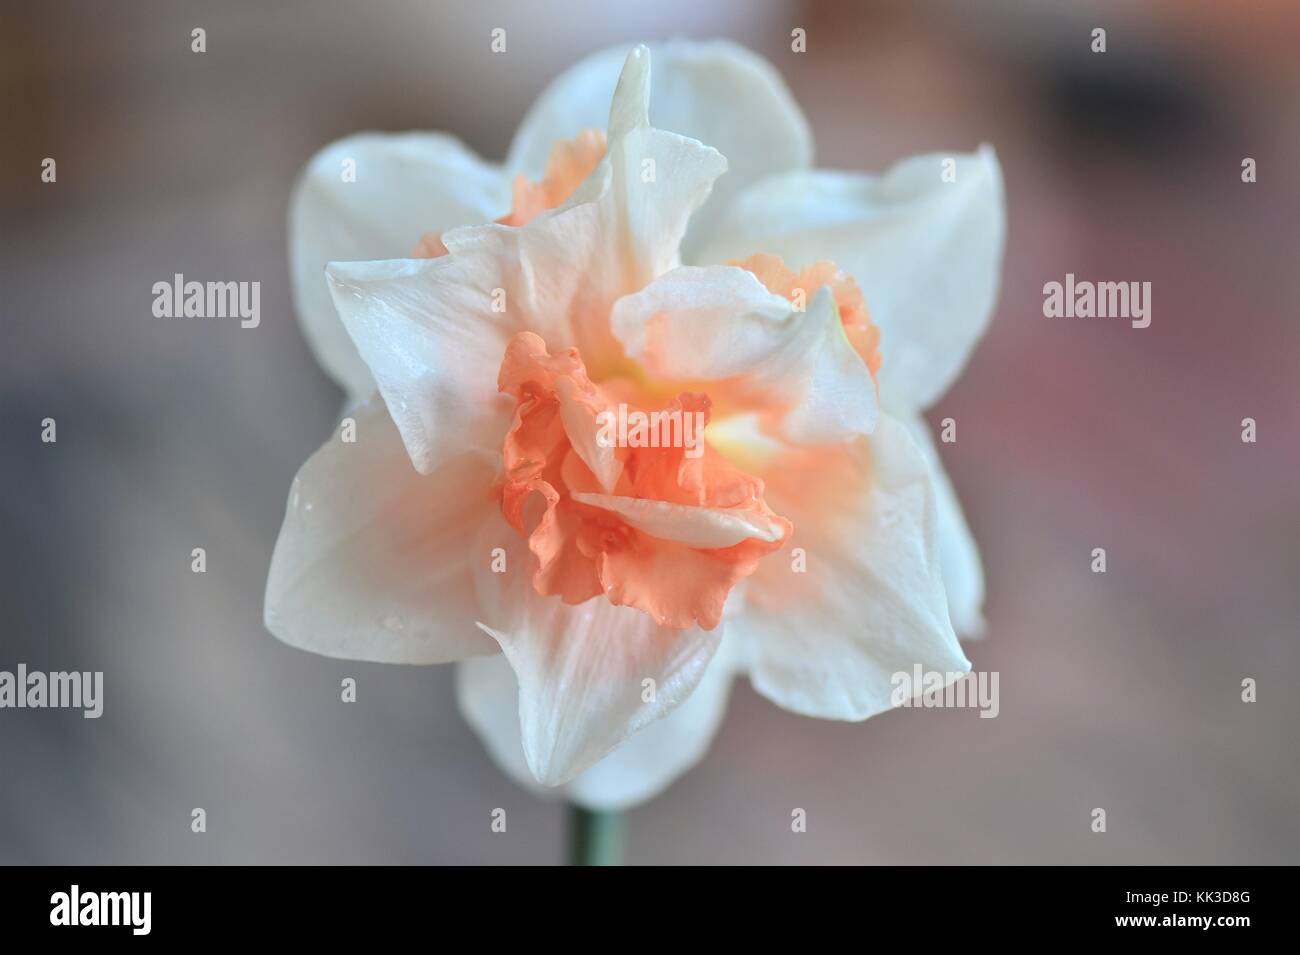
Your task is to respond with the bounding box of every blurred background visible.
[2,0,1298,864]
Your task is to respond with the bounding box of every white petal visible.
[571,492,785,548]
[455,653,549,799]
[326,49,726,475]
[899,410,986,637]
[508,40,811,257]
[732,414,970,719]
[290,133,508,400]
[264,395,500,664]
[471,513,722,786]
[556,377,622,493]
[696,147,1006,410]
[563,639,733,809]
[611,264,792,374]
[456,635,735,810]
[476,605,720,788]
[325,257,517,475]
[611,266,878,443]
[555,46,727,311]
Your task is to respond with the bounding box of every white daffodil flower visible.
[267,41,1005,809]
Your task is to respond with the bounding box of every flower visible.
[267,41,1005,809]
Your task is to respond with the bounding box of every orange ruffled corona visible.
[496,331,791,631]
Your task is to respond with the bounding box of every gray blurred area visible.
[2,0,1298,864]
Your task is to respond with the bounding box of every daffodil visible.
[267,41,1005,809]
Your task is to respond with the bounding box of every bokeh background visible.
[3,0,1298,864]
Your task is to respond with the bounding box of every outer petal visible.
[326,47,726,475]
[456,634,736,810]
[564,640,733,808]
[732,414,970,719]
[900,410,986,637]
[611,265,878,443]
[325,256,518,475]
[508,40,812,258]
[696,147,1006,410]
[264,395,499,664]
[472,513,722,786]
[289,133,509,399]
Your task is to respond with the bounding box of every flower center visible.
[495,332,791,631]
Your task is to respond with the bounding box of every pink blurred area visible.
[2,0,1297,863]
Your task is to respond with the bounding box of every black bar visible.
[0,866,1279,939]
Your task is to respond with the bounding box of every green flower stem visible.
[568,805,623,866]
